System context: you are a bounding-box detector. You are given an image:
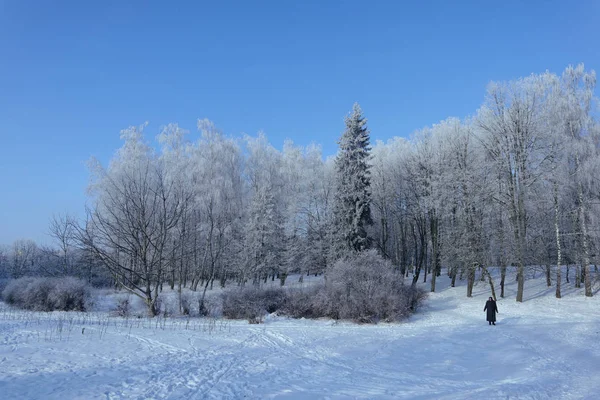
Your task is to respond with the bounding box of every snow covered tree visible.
[9,239,39,278]
[191,120,244,303]
[243,133,286,284]
[48,213,78,277]
[438,119,491,297]
[556,64,597,297]
[331,103,373,259]
[371,138,409,262]
[293,145,334,278]
[477,73,556,302]
[370,137,412,277]
[78,124,188,316]
[245,186,284,284]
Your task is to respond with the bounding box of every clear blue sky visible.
[1,0,599,245]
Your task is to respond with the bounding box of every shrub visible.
[199,294,222,318]
[279,285,324,319]
[153,295,164,316]
[180,292,192,315]
[220,251,426,324]
[317,250,426,323]
[47,278,89,311]
[2,277,90,311]
[115,296,131,317]
[222,286,287,323]
[2,277,34,305]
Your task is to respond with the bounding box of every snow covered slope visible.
[1,273,599,399]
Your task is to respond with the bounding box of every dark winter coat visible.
[484,300,498,322]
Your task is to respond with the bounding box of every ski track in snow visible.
[1,274,599,399]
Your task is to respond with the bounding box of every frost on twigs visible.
[318,250,427,323]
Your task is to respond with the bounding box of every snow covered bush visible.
[2,277,90,311]
[47,278,90,311]
[220,251,425,323]
[198,293,222,317]
[157,295,180,317]
[279,285,324,319]
[318,250,426,322]
[199,294,223,318]
[222,286,287,323]
[114,296,131,317]
[179,292,192,315]
[154,295,164,316]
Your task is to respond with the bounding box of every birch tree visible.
[48,214,78,276]
[78,124,186,316]
[557,64,597,297]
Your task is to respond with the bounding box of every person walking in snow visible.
[484,297,498,325]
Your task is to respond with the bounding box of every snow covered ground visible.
[1,272,599,399]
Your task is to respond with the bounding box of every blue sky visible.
[1,0,599,245]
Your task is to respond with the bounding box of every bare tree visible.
[48,213,77,276]
[9,239,38,278]
[76,125,186,316]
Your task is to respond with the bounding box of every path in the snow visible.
[1,274,599,399]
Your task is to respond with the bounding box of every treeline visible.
[0,233,109,286]
[2,64,599,316]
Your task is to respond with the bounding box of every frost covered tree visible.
[9,239,39,278]
[477,74,556,302]
[245,186,284,284]
[370,138,408,261]
[244,133,286,284]
[48,213,78,276]
[402,129,436,286]
[331,103,373,259]
[191,120,245,304]
[77,124,188,316]
[294,145,334,278]
[371,138,412,276]
[439,119,491,297]
[556,64,597,297]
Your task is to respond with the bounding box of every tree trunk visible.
[450,266,457,287]
[515,215,525,302]
[430,216,439,293]
[577,177,593,297]
[483,267,497,301]
[466,265,476,297]
[500,265,506,298]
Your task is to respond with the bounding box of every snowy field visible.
[1,272,599,400]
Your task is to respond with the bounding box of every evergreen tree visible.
[331,103,373,259]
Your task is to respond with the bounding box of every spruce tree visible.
[331,103,373,259]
